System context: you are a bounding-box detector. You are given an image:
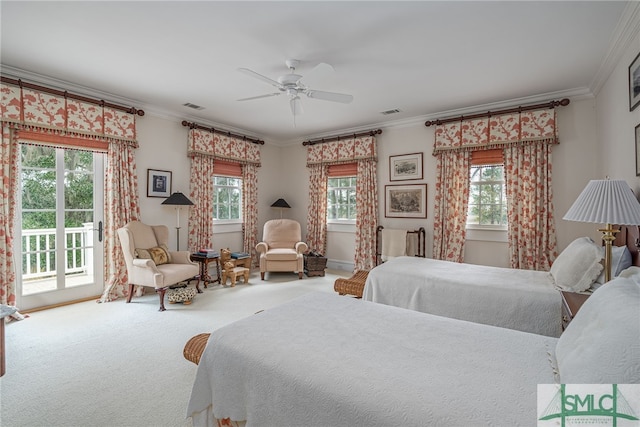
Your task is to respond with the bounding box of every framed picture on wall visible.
[630,51,640,111]
[385,184,427,218]
[147,169,172,198]
[389,152,423,181]
[636,124,640,176]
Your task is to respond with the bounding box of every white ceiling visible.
[0,1,634,144]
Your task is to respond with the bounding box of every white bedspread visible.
[363,256,562,337]
[187,292,557,427]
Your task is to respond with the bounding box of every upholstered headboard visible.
[613,225,640,267]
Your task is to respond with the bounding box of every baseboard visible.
[21,295,102,314]
[327,259,355,272]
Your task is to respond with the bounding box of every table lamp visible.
[162,192,194,250]
[563,179,640,282]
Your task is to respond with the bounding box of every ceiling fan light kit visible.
[237,58,353,117]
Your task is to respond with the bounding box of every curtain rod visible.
[0,76,145,116]
[424,98,570,127]
[181,120,264,145]
[302,129,382,146]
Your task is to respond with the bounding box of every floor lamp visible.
[271,198,291,218]
[162,192,194,251]
[563,179,640,282]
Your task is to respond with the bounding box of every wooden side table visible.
[190,254,221,288]
[561,291,590,330]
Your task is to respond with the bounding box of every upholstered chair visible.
[255,219,308,280]
[117,221,199,311]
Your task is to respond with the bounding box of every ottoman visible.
[167,286,197,305]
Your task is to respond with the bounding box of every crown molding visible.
[590,1,640,95]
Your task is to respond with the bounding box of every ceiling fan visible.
[237,59,353,116]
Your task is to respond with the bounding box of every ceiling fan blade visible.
[305,90,353,104]
[290,96,304,116]
[237,93,281,102]
[237,68,282,89]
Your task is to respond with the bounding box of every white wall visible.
[135,115,191,250]
[597,30,640,189]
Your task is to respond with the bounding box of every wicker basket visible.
[183,333,211,365]
[333,270,370,298]
[304,254,327,277]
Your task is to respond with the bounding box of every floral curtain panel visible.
[1,81,141,304]
[242,164,259,266]
[186,129,261,254]
[0,125,19,305]
[354,159,378,270]
[188,154,216,252]
[306,164,328,255]
[99,140,142,302]
[504,142,558,270]
[432,109,559,269]
[432,150,471,262]
[306,136,377,269]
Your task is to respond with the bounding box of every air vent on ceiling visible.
[380,108,401,115]
[183,102,205,110]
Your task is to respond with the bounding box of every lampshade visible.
[563,180,640,225]
[161,192,194,206]
[271,198,291,209]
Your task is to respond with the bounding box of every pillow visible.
[555,276,640,383]
[594,245,632,284]
[618,265,640,284]
[550,237,603,292]
[135,244,172,265]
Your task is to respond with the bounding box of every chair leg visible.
[156,288,167,312]
[126,284,135,303]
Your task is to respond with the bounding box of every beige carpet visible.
[1,269,352,427]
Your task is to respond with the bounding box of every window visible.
[467,165,507,228]
[327,176,357,222]
[213,176,242,221]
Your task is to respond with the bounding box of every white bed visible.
[364,256,562,336]
[186,275,640,426]
[363,230,639,338]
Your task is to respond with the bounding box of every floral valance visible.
[306,135,377,166]
[187,129,261,166]
[433,109,558,155]
[0,82,137,143]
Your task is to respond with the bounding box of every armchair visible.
[117,221,200,311]
[256,219,308,280]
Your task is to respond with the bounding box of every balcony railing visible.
[21,223,94,282]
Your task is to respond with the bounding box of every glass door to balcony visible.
[17,145,105,310]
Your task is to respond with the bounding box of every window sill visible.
[327,222,356,233]
[213,222,243,233]
[465,227,507,242]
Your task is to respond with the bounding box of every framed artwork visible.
[630,51,640,111]
[147,169,172,198]
[636,124,640,176]
[389,152,423,181]
[385,184,427,218]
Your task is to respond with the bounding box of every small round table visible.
[190,253,222,288]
